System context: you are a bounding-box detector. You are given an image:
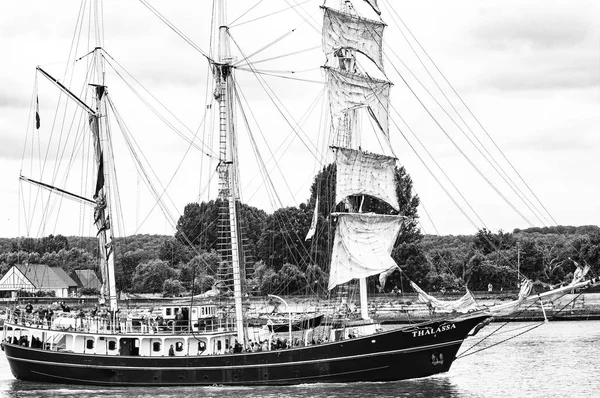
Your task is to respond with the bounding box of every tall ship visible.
[2,0,598,387]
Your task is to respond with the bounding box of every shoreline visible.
[3,291,600,325]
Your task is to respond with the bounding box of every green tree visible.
[256,205,312,272]
[179,250,220,290]
[473,229,514,255]
[175,200,267,255]
[115,248,150,292]
[276,263,306,295]
[159,237,193,267]
[132,259,178,293]
[162,278,186,297]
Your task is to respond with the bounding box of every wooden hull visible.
[2,315,489,386]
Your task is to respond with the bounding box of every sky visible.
[0,0,598,240]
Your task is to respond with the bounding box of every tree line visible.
[1,164,599,297]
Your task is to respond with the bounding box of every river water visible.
[0,321,598,397]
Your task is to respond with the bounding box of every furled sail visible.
[363,0,381,15]
[326,68,391,139]
[334,147,399,210]
[410,281,478,313]
[89,112,115,307]
[328,213,403,290]
[569,259,590,286]
[322,7,385,70]
[486,279,533,316]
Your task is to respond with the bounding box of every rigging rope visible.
[138,0,212,62]
[229,0,265,26]
[381,2,550,228]
[230,0,315,32]
[458,289,587,359]
[235,46,320,68]
[228,32,324,166]
[382,0,557,227]
[102,51,219,160]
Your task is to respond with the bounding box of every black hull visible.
[3,315,489,386]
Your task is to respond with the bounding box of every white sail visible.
[305,197,319,240]
[328,213,403,290]
[334,147,399,211]
[378,265,398,291]
[327,68,391,139]
[322,7,385,70]
[410,281,478,313]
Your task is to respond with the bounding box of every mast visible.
[324,0,400,321]
[340,0,366,321]
[213,0,245,343]
[91,0,117,312]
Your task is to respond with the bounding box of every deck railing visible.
[5,310,235,335]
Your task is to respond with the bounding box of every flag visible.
[35,96,40,129]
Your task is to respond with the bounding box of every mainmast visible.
[213,0,245,344]
[338,0,369,321]
[324,0,401,321]
[90,0,117,313]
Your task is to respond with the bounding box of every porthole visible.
[198,341,206,352]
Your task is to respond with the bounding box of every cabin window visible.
[86,339,94,349]
[201,307,205,316]
[166,308,172,316]
[108,341,117,351]
[217,340,222,351]
[198,341,206,352]
[175,342,184,352]
[153,342,161,352]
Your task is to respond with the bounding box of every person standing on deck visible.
[118,310,126,332]
[126,310,133,332]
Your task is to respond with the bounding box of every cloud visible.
[475,51,598,92]
[461,1,599,92]
[0,92,30,109]
[471,8,594,51]
[0,133,25,160]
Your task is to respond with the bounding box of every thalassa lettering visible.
[412,323,456,337]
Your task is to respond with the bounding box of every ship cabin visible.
[2,306,239,357]
[157,304,218,332]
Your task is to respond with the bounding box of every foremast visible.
[90,0,117,313]
[323,0,402,320]
[213,0,245,344]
